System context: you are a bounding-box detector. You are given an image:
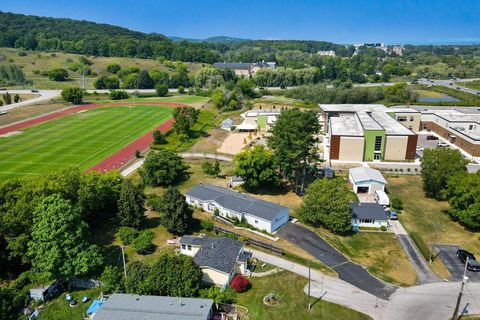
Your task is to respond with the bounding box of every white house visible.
[179,235,249,289]
[351,202,388,229]
[349,167,387,194]
[185,184,289,233]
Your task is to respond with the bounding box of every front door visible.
[373,153,381,160]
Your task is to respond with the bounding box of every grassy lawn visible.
[414,89,449,98]
[386,175,480,278]
[0,104,173,180]
[236,271,371,320]
[458,80,480,91]
[38,288,101,320]
[92,95,211,107]
[0,47,203,89]
[313,227,416,286]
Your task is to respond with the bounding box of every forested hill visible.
[0,11,347,63]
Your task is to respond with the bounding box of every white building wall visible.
[244,214,272,233]
[352,218,388,228]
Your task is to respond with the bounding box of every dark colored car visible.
[457,249,480,271]
[31,89,39,93]
[426,135,438,140]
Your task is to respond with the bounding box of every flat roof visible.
[356,111,383,130]
[319,104,388,113]
[93,294,213,320]
[371,111,415,135]
[330,115,363,136]
[388,107,420,113]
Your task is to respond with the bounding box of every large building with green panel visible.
[320,104,418,162]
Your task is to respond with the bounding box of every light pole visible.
[452,257,469,320]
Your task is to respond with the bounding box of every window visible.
[374,136,382,151]
[361,219,374,224]
[410,116,415,121]
[397,116,407,122]
[187,245,192,251]
[469,125,474,130]
[255,219,258,224]
[181,244,186,250]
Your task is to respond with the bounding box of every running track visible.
[0,101,185,172]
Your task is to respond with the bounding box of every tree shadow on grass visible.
[140,216,161,230]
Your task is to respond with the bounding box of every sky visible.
[2,0,480,44]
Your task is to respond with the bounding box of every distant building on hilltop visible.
[213,61,276,76]
[317,50,336,57]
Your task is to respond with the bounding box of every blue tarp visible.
[87,300,104,314]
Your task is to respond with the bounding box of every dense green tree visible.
[27,194,102,279]
[110,89,129,100]
[199,286,237,308]
[267,108,320,194]
[0,287,22,320]
[145,253,202,297]
[0,64,28,86]
[101,266,125,294]
[156,187,193,235]
[117,180,145,228]
[155,84,169,97]
[172,107,199,136]
[298,178,353,233]
[106,63,121,74]
[48,68,69,81]
[136,69,154,89]
[150,70,170,86]
[195,67,224,88]
[140,150,188,186]
[13,94,19,103]
[152,129,167,144]
[94,75,120,89]
[420,148,468,200]
[125,261,151,294]
[2,92,11,105]
[77,171,123,222]
[446,172,480,228]
[61,87,83,104]
[234,145,280,190]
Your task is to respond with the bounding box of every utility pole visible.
[308,260,312,310]
[120,245,127,279]
[429,221,441,264]
[452,257,469,320]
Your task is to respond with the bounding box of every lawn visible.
[0,104,173,180]
[236,270,371,320]
[313,227,416,286]
[38,288,101,320]
[386,175,480,278]
[458,80,480,91]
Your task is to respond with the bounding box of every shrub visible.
[135,150,142,158]
[13,94,20,103]
[391,198,403,210]
[133,231,155,254]
[118,227,139,245]
[48,68,69,81]
[32,69,40,75]
[155,84,169,97]
[200,219,214,232]
[230,275,249,292]
[202,161,221,176]
[152,130,166,144]
[213,208,220,216]
[178,86,185,94]
[110,90,129,100]
[380,225,387,232]
[61,87,83,104]
[18,51,27,57]
[106,63,121,74]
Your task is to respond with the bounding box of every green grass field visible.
[0,104,173,180]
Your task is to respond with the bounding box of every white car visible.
[437,141,449,147]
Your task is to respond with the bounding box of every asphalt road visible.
[418,78,480,96]
[434,244,480,282]
[277,222,397,299]
[397,235,439,284]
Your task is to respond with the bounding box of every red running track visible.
[0,101,185,172]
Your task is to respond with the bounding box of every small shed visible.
[29,282,57,302]
[349,167,387,194]
[221,118,234,131]
[228,176,244,188]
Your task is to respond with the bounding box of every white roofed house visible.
[349,167,387,194]
[185,184,289,233]
[179,235,250,289]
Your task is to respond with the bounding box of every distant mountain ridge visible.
[169,36,249,43]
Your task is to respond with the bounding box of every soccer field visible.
[0,104,173,180]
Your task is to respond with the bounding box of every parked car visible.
[426,135,438,140]
[387,210,398,220]
[31,89,39,93]
[437,141,449,147]
[456,249,480,271]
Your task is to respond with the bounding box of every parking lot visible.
[434,245,480,282]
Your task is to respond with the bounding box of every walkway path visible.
[0,89,61,111]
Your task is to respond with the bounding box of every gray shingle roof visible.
[93,294,213,320]
[185,184,288,222]
[180,236,245,274]
[352,203,387,220]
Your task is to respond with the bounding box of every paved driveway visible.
[277,223,397,299]
[434,244,480,282]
